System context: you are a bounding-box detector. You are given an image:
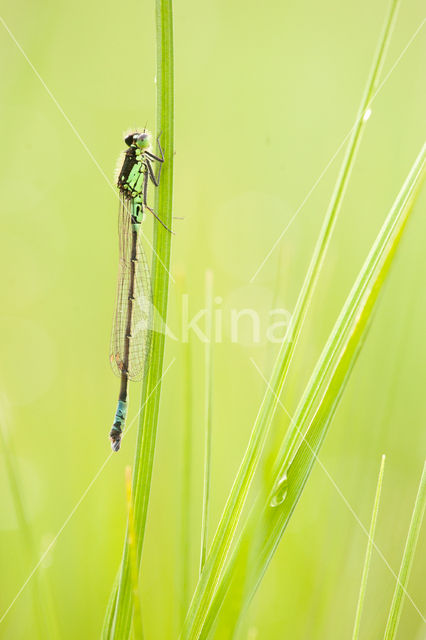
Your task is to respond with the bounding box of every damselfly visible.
[109,129,167,452]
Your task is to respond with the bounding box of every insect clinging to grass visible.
[109,129,169,452]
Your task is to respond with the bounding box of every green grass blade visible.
[181,2,401,636]
[383,462,426,640]
[102,2,174,637]
[102,576,119,640]
[193,143,426,637]
[200,269,214,574]
[124,467,143,640]
[352,455,386,640]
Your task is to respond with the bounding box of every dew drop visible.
[270,471,288,507]
[363,108,372,122]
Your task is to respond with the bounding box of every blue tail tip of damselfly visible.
[109,432,122,452]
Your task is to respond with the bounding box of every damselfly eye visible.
[135,133,150,149]
[124,133,138,146]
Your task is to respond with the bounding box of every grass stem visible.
[102,2,174,637]
[352,454,386,640]
[384,461,426,639]
[124,466,143,639]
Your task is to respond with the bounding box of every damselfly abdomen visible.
[109,130,166,452]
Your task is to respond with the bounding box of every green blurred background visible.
[0,0,425,637]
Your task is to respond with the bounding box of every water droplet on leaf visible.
[270,471,288,507]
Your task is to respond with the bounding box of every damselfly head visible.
[124,130,152,150]
[124,132,138,146]
[135,132,151,150]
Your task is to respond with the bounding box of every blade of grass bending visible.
[124,467,143,639]
[200,269,214,574]
[102,1,174,637]
[203,341,368,640]
[195,144,426,637]
[0,400,60,639]
[181,2,401,636]
[384,462,426,640]
[205,340,368,640]
[352,455,386,640]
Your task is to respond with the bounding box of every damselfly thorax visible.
[118,145,147,197]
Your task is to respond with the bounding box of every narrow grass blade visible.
[102,1,174,637]
[200,269,214,574]
[181,2,401,636]
[124,467,143,640]
[102,576,119,640]
[383,462,426,640]
[352,455,386,640]
[193,144,426,637]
